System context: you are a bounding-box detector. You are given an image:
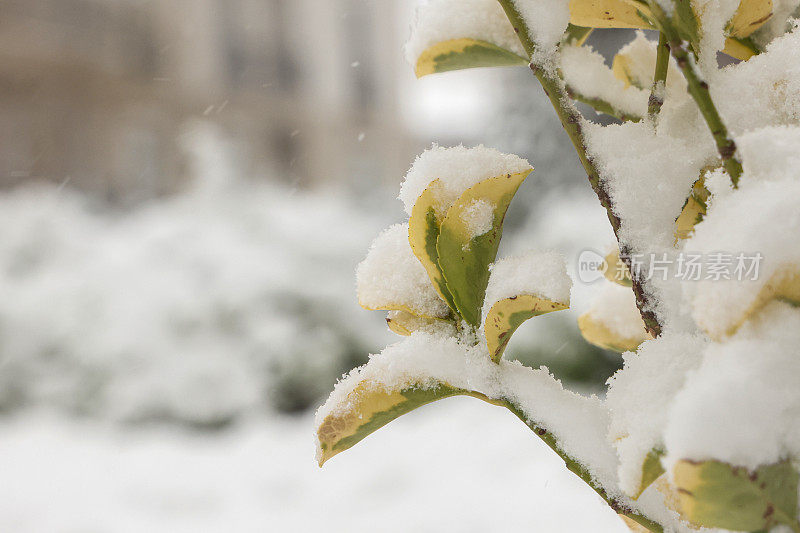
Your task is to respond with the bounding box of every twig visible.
[647,33,670,119]
[496,0,663,337]
[643,1,743,187]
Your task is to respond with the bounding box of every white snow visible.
[317,330,621,497]
[614,32,685,95]
[694,0,742,73]
[737,125,800,182]
[460,197,496,238]
[0,406,629,533]
[584,283,649,341]
[686,177,800,339]
[606,333,707,495]
[583,119,713,252]
[482,251,572,321]
[664,301,800,470]
[0,178,390,423]
[404,0,527,67]
[398,144,531,216]
[560,44,648,118]
[512,0,570,56]
[356,223,449,318]
[714,25,800,134]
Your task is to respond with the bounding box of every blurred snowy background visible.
[0,1,634,531]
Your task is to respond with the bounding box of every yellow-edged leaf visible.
[727,0,773,38]
[721,268,800,338]
[563,24,594,46]
[633,449,666,499]
[673,459,798,530]
[578,311,651,352]
[603,249,633,287]
[415,38,529,78]
[484,294,568,362]
[723,36,759,60]
[618,515,651,533]
[385,310,442,336]
[569,0,654,29]
[612,52,646,90]
[408,179,459,314]
[675,175,711,242]
[317,380,490,466]
[436,170,532,326]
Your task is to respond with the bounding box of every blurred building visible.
[0,0,414,202]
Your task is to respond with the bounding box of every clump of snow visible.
[356,224,449,318]
[686,178,800,339]
[460,198,496,238]
[398,144,531,216]
[404,0,526,66]
[585,283,649,341]
[316,330,622,496]
[737,125,800,182]
[482,251,571,320]
[583,120,713,252]
[614,32,685,95]
[560,44,648,118]
[606,333,707,495]
[694,0,742,72]
[513,0,570,57]
[752,0,800,47]
[664,301,800,470]
[714,25,800,134]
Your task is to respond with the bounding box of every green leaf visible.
[408,179,459,315]
[634,449,665,499]
[675,174,710,242]
[577,310,650,353]
[562,24,594,46]
[568,0,654,29]
[713,268,800,340]
[603,249,633,287]
[415,38,529,78]
[385,310,443,336]
[673,459,799,531]
[484,294,568,362]
[436,170,532,326]
[316,380,489,466]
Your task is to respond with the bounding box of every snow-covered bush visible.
[0,178,390,423]
[316,0,800,531]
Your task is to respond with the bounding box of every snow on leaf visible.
[404,0,526,69]
[578,284,650,353]
[436,170,532,326]
[414,38,528,78]
[356,224,450,319]
[484,295,568,362]
[385,310,449,337]
[481,251,572,362]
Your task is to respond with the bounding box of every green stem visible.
[669,40,742,187]
[643,1,743,187]
[496,0,663,338]
[647,33,670,119]
[567,86,643,122]
[485,395,663,533]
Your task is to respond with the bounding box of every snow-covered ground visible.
[0,399,625,532]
